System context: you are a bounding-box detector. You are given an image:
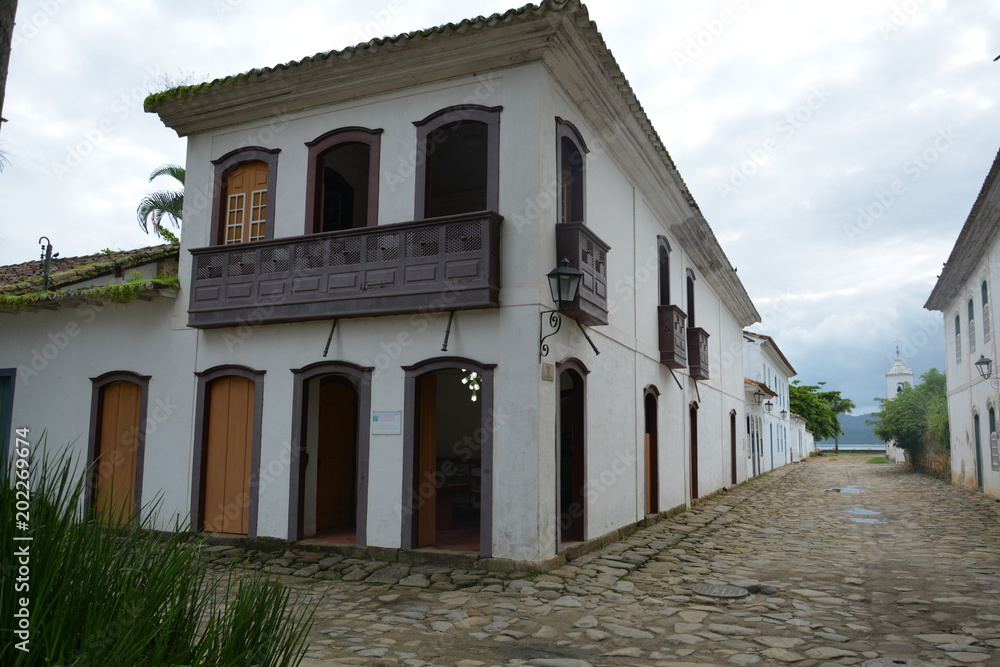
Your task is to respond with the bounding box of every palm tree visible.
[829,396,857,453]
[137,164,185,238]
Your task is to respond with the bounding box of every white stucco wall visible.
[937,245,1000,497]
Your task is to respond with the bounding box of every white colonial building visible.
[742,331,796,477]
[0,1,762,565]
[925,147,1000,499]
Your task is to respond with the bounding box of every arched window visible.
[211,147,279,246]
[686,269,697,328]
[969,298,976,353]
[414,106,501,219]
[658,237,671,307]
[990,405,999,471]
[983,281,991,343]
[556,118,588,225]
[304,127,382,233]
[955,314,962,363]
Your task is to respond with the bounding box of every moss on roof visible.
[0,244,180,296]
[144,1,563,112]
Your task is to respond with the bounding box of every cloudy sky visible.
[2,0,999,415]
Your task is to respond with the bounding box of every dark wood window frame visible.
[288,361,373,543]
[86,371,151,519]
[556,117,589,225]
[304,127,383,234]
[210,147,280,246]
[0,368,15,465]
[413,105,502,220]
[191,365,265,536]
[400,356,496,556]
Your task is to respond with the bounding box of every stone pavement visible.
[215,456,1000,666]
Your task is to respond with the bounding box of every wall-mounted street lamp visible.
[975,354,993,379]
[764,400,774,414]
[539,258,599,360]
[780,409,788,419]
[974,354,1000,389]
[754,388,765,405]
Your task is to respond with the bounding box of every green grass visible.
[1,445,316,665]
[866,456,890,464]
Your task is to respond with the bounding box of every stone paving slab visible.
[217,457,1000,665]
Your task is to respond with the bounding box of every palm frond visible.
[137,190,184,234]
[148,163,185,185]
[138,163,186,236]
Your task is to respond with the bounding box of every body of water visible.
[815,443,884,451]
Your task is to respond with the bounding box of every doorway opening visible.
[411,368,485,552]
[644,389,659,514]
[303,374,360,543]
[557,365,586,548]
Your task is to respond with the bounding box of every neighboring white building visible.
[883,351,914,464]
[743,331,796,477]
[925,147,1000,498]
[789,412,814,462]
[0,1,762,565]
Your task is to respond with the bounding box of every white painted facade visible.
[1,2,761,563]
[926,148,1000,498]
[742,331,796,477]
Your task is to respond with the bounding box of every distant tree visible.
[137,164,184,239]
[824,394,856,453]
[789,381,840,442]
[870,368,949,457]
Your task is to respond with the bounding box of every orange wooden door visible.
[316,379,357,530]
[203,376,254,534]
[95,381,141,524]
[225,161,269,244]
[415,374,437,547]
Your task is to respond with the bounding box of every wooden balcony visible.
[687,327,710,380]
[555,222,611,326]
[658,305,688,368]
[187,212,501,329]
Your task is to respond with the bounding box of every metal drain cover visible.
[689,584,750,599]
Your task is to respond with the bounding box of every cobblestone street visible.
[221,456,1000,666]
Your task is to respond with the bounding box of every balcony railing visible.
[687,327,710,380]
[658,305,688,368]
[555,222,611,326]
[187,212,501,329]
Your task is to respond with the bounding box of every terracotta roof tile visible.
[0,244,179,295]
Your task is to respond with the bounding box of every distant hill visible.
[816,413,881,445]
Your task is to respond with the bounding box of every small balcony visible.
[555,222,611,326]
[187,212,501,329]
[658,305,688,368]
[687,327,710,380]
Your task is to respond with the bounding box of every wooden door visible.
[415,374,437,547]
[225,161,268,244]
[95,381,141,524]
[316,378,357,530]
[203,376,254,534]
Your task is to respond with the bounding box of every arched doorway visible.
[689,402,699,500]
[402,358,494,555]
[730,410,738,486]
[192,366,264,536]
[88,372,149,525]
[644,388,659,514]
[557,360,588,548]
[290,361,372,544]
